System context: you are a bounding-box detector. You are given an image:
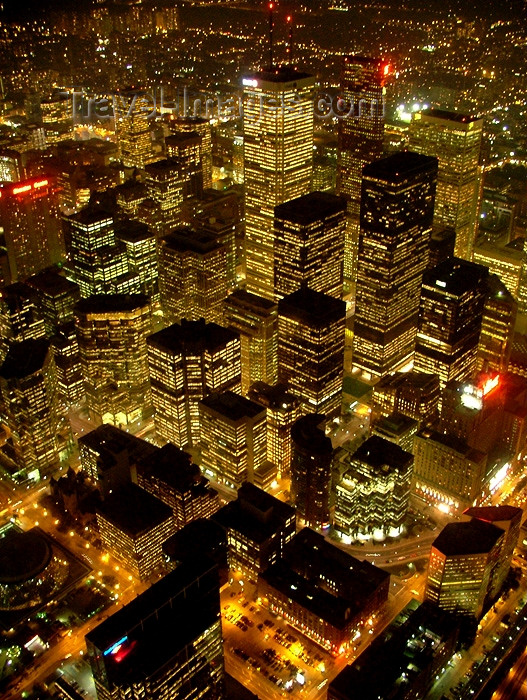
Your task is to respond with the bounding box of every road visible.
[491,647,527,700]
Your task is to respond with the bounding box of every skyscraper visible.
[114,88,154,169]
[278,288,345,417]
[86,559,224,699]
[478,274,517,373]
[75,294,152,426]
[409,109,484,260]
[243,66,315,299]
[353,151,438,379]
[144,159,183,235]
[273,191,346,300]
[147,320,241,448]
[115,221,159,302]
[414,257,489,389]
[27,269,81,336]
[223,290,278,394]
[0,282,46,362]
[336,56,389,288]
[165,131,203,199]
[170,115,212,190]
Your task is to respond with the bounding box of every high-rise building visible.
[114,88,154,169]
[425,519,504,618]
[353,151,438,379]
[51,322,84,407]
[409,109,484,260]
[165,132,203,199]
[200,391,267,489]
[248,382,301,477]
[75,294,152,426]
[115,221,158,302]
[137,443,220,529]
[223,290,278,394]
[371,371,441,427]
[86,559,224,700]
[0,148,23,182]
[0,282,46,362]
[336,56,389,286]
[0,176,64,283]
[27,270,81,336]
[212,482,295,579]
[333,435,413,541]
[291,414,333,529]
[414,258,489,389]
[473,239,524,305]
[170,116,212,190]
[144,159,183,235]
[158,228,227,325]
[243,66,315,299]
[477,274,517,373]
[0,338,61,477]
[273,192,346,300]
[278,288,345,417]
[147,320,241,448]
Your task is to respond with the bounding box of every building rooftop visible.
[243,66,314,84]
[423,257,489,296]
[160,228,222,255]
[0,529,52,584]
[291,414,332,455]
[97,483,172,538]
[373,412,418,437]
[68,205,113,226]
[363,151,437,183]
[147,319,238,355]
[200,391,265,422]
[420,108,483,124]
[138,443,210,494]
[278,288,345,326]
[27,270,80,297]
[0,338,50,380]
[165,132,201,146]
[225,289,277,312]
[432,520,504,557]
[415,429,486,463]
[247,382,299,410]
[463,505,523,524]
[115,220,153,243]
[75,294,150,315]
[352,435,413,471]
[79,425,157,473]
[274,191,346,225]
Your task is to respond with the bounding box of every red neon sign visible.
[12,184,31,195]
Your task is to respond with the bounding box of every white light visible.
[436,280,446,288]
[242,78,258,87]
[296,672,305,685]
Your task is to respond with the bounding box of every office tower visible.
[0,282,46,361]
[414,258,489,390]
[96,483,174,581]
[79,424,157,498]
[328,601,458,700]
[64,206,140,297]
[259,528,390,654]
[0,176,64,283]
[463,505,522,600]
[290,414,332,529]
[278,288,345,417]
[136,443,220,529]
[52,323,84,407]
[333,436,413,541]
[0,148,23,182]
[273,192,346,300]
[170,116,212,190]
[428,227,456,269]
[0,338,60,477]
[26,270,80,336]
[473,240,524,302]
[212,482,295,579]
[195,212,237,288]
[163,519,228,584]
[158,228,227,324]
[337,56,388,286]
[75,294,152,426]
[144,159,183,234]
[165,132,203,199]
[371,371,441,427]
[478,274,517,373]
[243,66,315,299]
[413,429,487,514]
[248,382,301,477]
[223,290,278,394]
[200,391,266,489]
[147,320,241,448]
[115,180,147,218]
[353,152,438,379]
[371,412,418,453]
[409,109,484,260]
[86,558,224,700]
[115,221,159,301]
[114,88,154,169]
[425,520,504,618]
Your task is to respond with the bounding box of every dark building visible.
[327,600,458,700]
[371,371,441,426]
[273,191,346,300]
[163,518,228,585]
[259,528,390,654]
[414,257,489,390]
[353,151,438,379]
[86,558,224,699]
[278,288,345,417]
[427,227,456,270]
[290,414,333,529]
[212,482,295,580]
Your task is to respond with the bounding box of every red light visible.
[482,375,499,396]
[383,63,392,76]
[12,184,31,195]
[33,179,49,189]
[286,14,292,21]
[268,2,274,9]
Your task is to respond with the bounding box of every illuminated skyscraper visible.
[0,148,23,182]
[409,109,484,260]
[0,282,46,362]
[414,257,488,389]
[114,89,154,169]
[115,221,158,301]
[75,294,152,426]
[27,269,81,336]
[0,338,61,478]
[274,192,346,300]
[223,290,278,394]
[278,288,345,417]
[165,132,203,199]
[147,320,241,448]
[243,66,315,299]
[170,116,212,190]
[337,56,389,287]
[144,159,183,235]
[353,152,437,379]
[86,559,224,700]
[477,274,517,373]
[0,176,64,283]
[158,228,227,324]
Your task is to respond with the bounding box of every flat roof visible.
[278,288,345,326]
[147,319,238,355]
[97,483,172,538]
[432,520,504,556]
[160,228,222,255]
[138,443,210,494]
[423,257,489,295]
[363,151,437,182]
[352,435,413,471]
[75,294,149,315]
[225,289,277,312]
[463,505,523,523]
[274,191,346,225]
[79,425,157,471]
[420,108,482,124]
[200,391,265,421]
[27,270,79,297]
[243,66,314,84]
[0,338,50,379]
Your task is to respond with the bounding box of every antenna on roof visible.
[286,14,293,65]
[268,2,275,70]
